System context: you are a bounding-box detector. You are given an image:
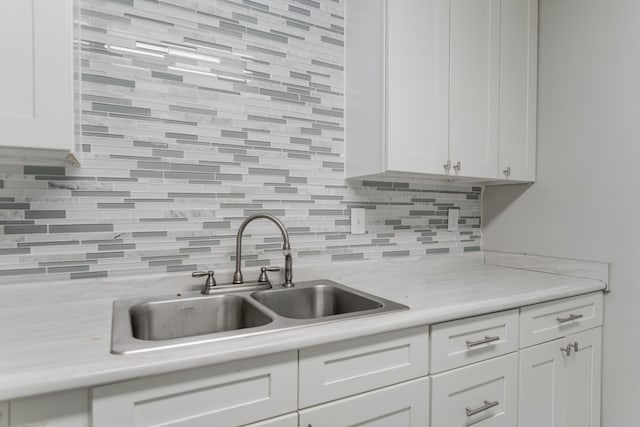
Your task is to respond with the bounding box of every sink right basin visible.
[252,283,384,319]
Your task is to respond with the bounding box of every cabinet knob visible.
[453,161,461,172]
[503,166,511,176]
[443,160,451,171]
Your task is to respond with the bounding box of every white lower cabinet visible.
[519,327,602,427]
[91,351,297,427]
[299,377,430,427]
[431,353,518,427]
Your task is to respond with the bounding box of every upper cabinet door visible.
[448,0,501,179]
[386,0,450,175]
[499,0,538,181]
[0,0,74,154]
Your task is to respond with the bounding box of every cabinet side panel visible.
[345,0,386,178]
[499,0,538,181]
[386,0,450,175]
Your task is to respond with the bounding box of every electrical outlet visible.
[447,208,460,232]
[351,208,366,234]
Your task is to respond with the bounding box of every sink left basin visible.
[111,293,273,354]
[131,294,273,341]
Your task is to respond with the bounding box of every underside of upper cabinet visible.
[345,0,538,184]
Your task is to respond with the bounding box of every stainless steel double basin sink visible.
[111,279,408,354]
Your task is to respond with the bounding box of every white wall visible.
[483,0,640,425]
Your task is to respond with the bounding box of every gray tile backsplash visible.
[0,0,481,283]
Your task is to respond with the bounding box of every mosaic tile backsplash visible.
[0,0,481,283]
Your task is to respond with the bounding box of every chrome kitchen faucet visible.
[233,214,294,288]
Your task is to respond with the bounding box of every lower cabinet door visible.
[565,327,602,427]
[431,353,518,427]
[91,351,297,427]
[298,377,430,427]
[519,338,566,427]
[245,413,298,427]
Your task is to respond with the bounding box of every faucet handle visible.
[192,270,216,292]
[258,266,280,284]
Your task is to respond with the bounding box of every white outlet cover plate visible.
[351,208,366,234]
[447,208,459,232]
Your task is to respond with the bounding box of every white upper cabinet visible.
[345,0,538,182]
[0,0,77,163]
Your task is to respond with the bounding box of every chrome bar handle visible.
[443,160,452,172]
[466,335,500,348]
[453,161,461,172]
[561,345,572,356]
[503,166,511,176]
[466,400,499,417]
[557,313,583,323]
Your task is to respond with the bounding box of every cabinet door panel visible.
[431,353,518,427]
[0,0,73,152]
[431,309,519,373]
[386,0,450,175]
[565,328,602,427]
[299,377,429,427]
[448,0,500,179]
[299,327,429,408]
[91,352,297,427]
[519,338,566,427]
[499,0,538,181]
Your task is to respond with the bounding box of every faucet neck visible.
[233,214,292,285]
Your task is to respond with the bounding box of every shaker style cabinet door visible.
[498,0,538,181]
[299,377,430,427]
[447,0,501,179]
[564,327,602,427]
[0,0,75,157]
[385,0,450,176]
[519,338,566,427]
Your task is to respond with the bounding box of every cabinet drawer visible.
[92,351,297,427]
[245,413,298,427]
[299,377,430,427]
[431,353,518,427]
[431,309,519,373]
[520,292,603,348]
[299,327,429,408]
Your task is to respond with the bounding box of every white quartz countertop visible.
[0,253,606,401]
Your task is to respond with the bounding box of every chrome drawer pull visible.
[466,399,499,417]
[557,313,583,323]
[466,335,500,347]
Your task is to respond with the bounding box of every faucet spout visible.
[233,214,294,287]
